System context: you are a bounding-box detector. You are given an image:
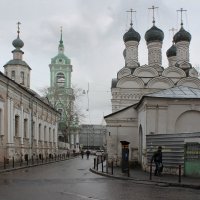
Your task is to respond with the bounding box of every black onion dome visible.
[12,36,24,49]
[173,27,191,43]
[123,27,141,42]
[166,44,176,57]
[145,25,164,43]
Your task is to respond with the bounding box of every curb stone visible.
[90,168,200,190]
[0,157,76,174]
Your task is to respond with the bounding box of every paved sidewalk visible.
[0,156,77,174]
[90,163,200,190]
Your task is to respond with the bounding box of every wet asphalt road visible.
[0,156,199,200]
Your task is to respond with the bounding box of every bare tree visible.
[39,85,85,144]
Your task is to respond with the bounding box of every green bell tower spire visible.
[49,27,72,89]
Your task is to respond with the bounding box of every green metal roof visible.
[51,53,71,65]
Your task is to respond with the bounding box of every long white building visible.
[0,24,59,162]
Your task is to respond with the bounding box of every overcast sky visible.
[0,0,199,124]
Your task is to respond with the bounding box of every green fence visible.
[184,143,200,177]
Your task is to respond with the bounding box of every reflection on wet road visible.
[0,156,199,200]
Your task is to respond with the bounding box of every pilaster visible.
[176,41,190,63]
[147,42,162,66]
[20,105,24,144]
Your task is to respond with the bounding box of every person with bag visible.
[81,150,84,159]
[151,146,163,176]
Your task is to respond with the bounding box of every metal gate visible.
[184,143,200,177]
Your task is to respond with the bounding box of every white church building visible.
[0,24,59,162]
[105,10,200,176]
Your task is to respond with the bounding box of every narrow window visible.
[53,129,55,142]
[11,71,15,81]
[44,126,46,141]
[27,74,29,87]
[32,121,35,139]
[15,115,19,137]
[39,124,41,140]
[49,128,51,142]
[20,71,24,84]
[24,119,28,138]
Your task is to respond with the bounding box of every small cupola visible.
[166,44,176,58]
[173,27,191,43]
[123,27,141,43]
[145,25,164,43]
[145,6,164,43]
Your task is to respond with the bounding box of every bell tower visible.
[49,27,72,89]
[4,22,31,88]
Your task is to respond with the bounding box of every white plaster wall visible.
[175,110,200,133]
[105,106,138,164]
[0,100,4,136]
[137,104,147,167]
[106,125,137,162]
[5,65,30,88]
[143,99,200,135]
[147,42,162,66]
[125,41,139,65]
[176,41,190,63]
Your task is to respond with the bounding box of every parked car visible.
[95,150,104,156]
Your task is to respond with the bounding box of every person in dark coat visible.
[81,150,84,159]
[151,146,163,176]
[86,150,90,159]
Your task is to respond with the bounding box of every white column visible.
[36,114,39,145]
[71,134,74,146]
[168,56,177,67]
[7,98,11,143]
[176,41,190,63]
[147,42,162,66]
[125,41,139,68]
[0,101,4,136]
[55,123,58,148]
[10,99,14,143]
[75,133,79,152]
[29,110,31,140]
[20,105,24,144]
[76,133,79,144]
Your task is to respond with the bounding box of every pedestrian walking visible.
[86,150,90,159]
[81,150,84,159]
[151,146,163,176]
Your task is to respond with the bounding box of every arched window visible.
[44,126,47,141]
[11,71,15,81]
[53,129,55,142]
[15,115,20,137]
[49,127,51,142]
[56,73,65,86]
[39,123,41,140]
[27,74,30,87]
[32,121,35,139]
[20,71,24,85]
[24,119,28,138]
